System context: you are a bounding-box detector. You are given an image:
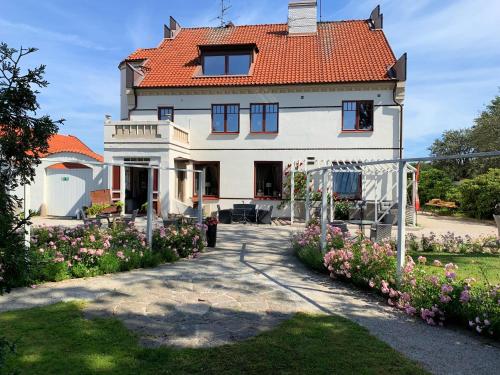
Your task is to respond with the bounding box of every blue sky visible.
[2,0,499,156]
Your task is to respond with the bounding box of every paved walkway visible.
[1,225,499,375]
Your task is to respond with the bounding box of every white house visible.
[16,134,107,217]
[104,1,406,218]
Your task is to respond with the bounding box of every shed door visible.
[46,163,93,217]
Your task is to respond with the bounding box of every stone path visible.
[1,224,499,375]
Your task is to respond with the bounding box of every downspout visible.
[392,82,404,158]
[128,87,137,120]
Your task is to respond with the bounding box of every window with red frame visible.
[212,104,239,133]
[250,103,279,133]
[193,162,220,198]
[254,161,282,199]
[342,101,373,131]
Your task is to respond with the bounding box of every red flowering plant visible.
[205,217,219,226]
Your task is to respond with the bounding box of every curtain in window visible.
[333,172,361,198]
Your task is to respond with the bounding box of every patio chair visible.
[257,205,273,224]
[329,220,348,233]
[79,208,102,228]
[217,204,233,224]
[116,209,138,226]
[369,223,393,242]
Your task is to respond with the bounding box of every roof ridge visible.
[179,19,367,31]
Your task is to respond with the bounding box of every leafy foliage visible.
[417,167,456,204]
[0,336,16,375]
[0,43,62,294]
[458,169,500,219]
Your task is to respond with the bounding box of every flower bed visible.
[406,232,499,254]
[292,223,500,339]
[28,222,205,284]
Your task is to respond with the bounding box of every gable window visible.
[254,161,283,199]
[342,101,373,131]
[212,104,240,133]
[333,171,362,199]
[202,53,252,76]
[193,162,220,198]
[158,107,174,121]
[250,103,279,133]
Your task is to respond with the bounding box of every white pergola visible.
[290,151,500,281]
[24,160,206,250]
[289,158,417,225]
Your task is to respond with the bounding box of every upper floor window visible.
[250,103,279,133]
[158,106,174,121]
[342,101,373,131]
[203,53,252,75]
[212,104,240,133]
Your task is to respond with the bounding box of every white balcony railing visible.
[104,119,189,146]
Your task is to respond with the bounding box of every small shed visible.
[19,134,106,217]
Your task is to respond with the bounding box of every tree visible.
[0,43,62,293]
[428,128,474,180]
[470,94,500,174]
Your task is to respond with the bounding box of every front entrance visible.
[125,166,149,213]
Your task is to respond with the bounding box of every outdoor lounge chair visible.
[116,209,138,225]
[217,204,233,224]
[369,223,393,242]
[257,205,273,224]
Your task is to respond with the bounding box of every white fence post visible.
[146,167,154,248]
[305,172,310,223]
[290,169,295,224]
[24,183,31,249]
[320,170,328,252]
[329,169,334,221]
[396,160,407,281]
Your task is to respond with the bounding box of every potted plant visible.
[115,200,124,213]
[205,216,219,247]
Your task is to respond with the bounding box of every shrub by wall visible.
[459,168,500,219]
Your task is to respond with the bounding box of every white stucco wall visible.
[106,83,402,217]
[12,153,107,215]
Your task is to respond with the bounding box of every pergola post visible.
[24,183,31,249]
[411,169,417,226]
[119,164,126,216]
[329,169,334,221]
[396,160,407,281]
[320,170,328,252]
[146,167,154,248]
[290,169,295,224]
[197,169,205,225]
[305,172,310,223]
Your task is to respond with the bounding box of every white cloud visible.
[0,18,115,51]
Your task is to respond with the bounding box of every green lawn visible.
[0,302,428,375]
[410,252,500,284]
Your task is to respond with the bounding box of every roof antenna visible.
[215,0,232,27]
[319,0,323,22]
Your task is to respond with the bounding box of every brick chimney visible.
[288,0,318,35]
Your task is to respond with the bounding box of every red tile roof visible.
[126,21,397,88]
[43,134,103,162]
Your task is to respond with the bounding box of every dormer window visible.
[199,44,257,76]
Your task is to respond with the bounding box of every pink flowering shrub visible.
[28,221,205,284]
[152,223,205,260]
[294,223,499,339]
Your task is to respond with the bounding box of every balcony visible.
[104,119,190,147]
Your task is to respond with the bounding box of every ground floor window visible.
[254,161,282,199]
[194,162,220,198]
[333,171,362,199]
